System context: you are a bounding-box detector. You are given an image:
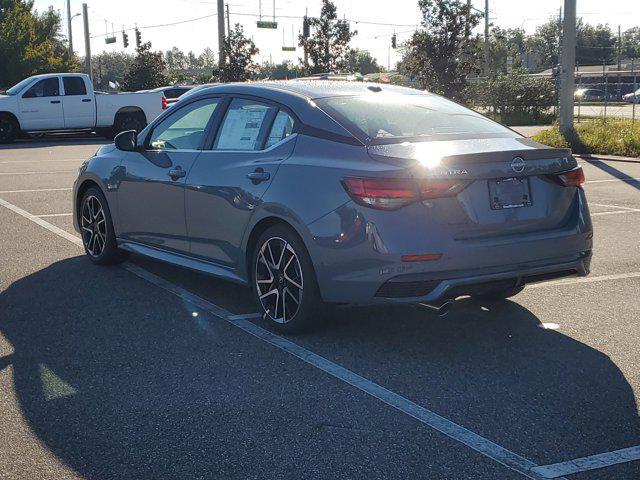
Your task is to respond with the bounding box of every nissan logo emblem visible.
[511,157,525,173]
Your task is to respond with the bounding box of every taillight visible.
[342,177,470,211]
[162,96,168,110]
[548,166,585,187]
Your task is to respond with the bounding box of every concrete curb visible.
[576,154,640,164]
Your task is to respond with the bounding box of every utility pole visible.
[226,4,231,38]
[483,0,490,76]
[217,0,226,70]
[82,3,92,81]
[558,0,576,135]
[66,0,73,60]
[617,25,622,100]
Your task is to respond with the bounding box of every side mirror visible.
[114,130,138,152]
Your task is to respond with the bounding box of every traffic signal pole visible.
[66,0,73,60]
[559,0,576,134]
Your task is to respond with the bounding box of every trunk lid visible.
[367,137,579,238]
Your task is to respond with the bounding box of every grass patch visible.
[532,120,640,158]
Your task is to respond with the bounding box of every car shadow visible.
[0,135,109,149]
[585,158,640,190]
[1,258,638,478]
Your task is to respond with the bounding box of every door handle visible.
[50,100,61,104]
[82,98,92,103]
[246,168,270,184]
[168,166,186,180]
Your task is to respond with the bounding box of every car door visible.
[117,96,222,253]
[18,77,64,130]
[185,96,297,267]
[62,76,95,128]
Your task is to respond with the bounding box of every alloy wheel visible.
[255,237,304,324]
[81,195,107,257]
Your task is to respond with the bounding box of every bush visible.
[532,120,640,158]
[469,72,556,125]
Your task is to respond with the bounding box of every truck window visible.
[22,78,60,98]
[63,77,87,96]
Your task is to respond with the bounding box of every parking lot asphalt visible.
[1,137,639,480]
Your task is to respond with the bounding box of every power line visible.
[90,12,218,38]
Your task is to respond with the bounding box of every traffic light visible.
[391,33,397,49]
[123,31,129,48]
[135,28,142,48]
[303,16,310,38]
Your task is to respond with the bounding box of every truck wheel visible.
[113,111,146,135]
[0,114,19,144]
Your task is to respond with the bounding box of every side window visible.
[215,98,276,151]
[265,110,295,148]
[23,78,60,98]
[148,98,219,150]
[63,77,87,96]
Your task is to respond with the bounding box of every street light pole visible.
[66,0,73,59]
[558,0,576,135]
[82,3,92,81]
[484,0,490,76]
[217,0,226,70]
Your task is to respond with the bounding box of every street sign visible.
[105,36,116,44]
[282,46,296,52]
[257,20,278,29]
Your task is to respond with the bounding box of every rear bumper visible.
[373,251,591,304]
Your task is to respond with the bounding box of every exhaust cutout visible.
[420,300,454,317]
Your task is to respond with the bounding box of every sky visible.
[34,0,640,69]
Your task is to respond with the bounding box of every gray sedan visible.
[73,81,593,331]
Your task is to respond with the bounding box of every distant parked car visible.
[0,73,166,143]
[623,88,640,104]
[151,86,194,106]
[575,88,606,102]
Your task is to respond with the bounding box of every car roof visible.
[194,80,425,100]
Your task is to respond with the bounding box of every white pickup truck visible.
[0,73,166,143]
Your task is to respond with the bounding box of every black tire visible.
[473,285,525,302]
[251,225,325,333]
[0,114,19,144]
[79,187,127,265]
[113,111,146,136]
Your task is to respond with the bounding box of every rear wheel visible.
[80,187,127,265]
[113,111,146,136]
[472,285,524,302]
[251,225,325,333]
[0,114,19,144]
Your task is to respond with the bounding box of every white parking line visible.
[0,195,560,480]
[36,213,72,217]
[590,203,640,211]
[592,210,640,217]
[0,158,86,164]
[585,178,640,184]
[531,445,640,478]
[0,187,72,194]
[0,171,75,176]
[529,271,640,288]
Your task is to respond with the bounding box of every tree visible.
[576,23,616,65]
[298,0,356,74]
[200,47,216,68]
[345,49,383,75]
[486,27,526,74]
[89,51,134,90]
[621,27,640,59]
[259,60,303,79]
[122,42,167,91]
[525,17,561,71]
[399,0,481,100]
[0,1,78,88]
[218,23,258,82]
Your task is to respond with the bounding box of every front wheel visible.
[80,187,127,265]
[0,114,19,144]
[251,225,325,333]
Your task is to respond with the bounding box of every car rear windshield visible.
[317,93,513,144]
